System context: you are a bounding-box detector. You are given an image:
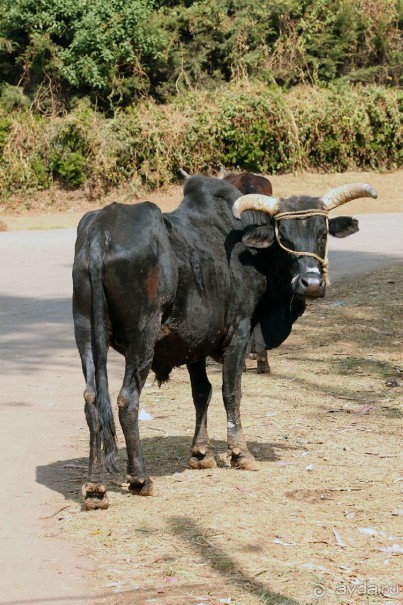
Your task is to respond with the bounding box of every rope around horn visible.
[273,209,331,285]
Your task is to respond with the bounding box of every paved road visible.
[328,213,403,280]
[0,213,402,604]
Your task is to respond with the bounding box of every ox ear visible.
[329,216,359,238]
[242,225,275,249]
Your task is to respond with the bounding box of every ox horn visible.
[321,183,378,210]
[232,194,279,219]
[218,165,226,179]
[179,168,191,179]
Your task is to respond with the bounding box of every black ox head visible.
[233,183,378,299]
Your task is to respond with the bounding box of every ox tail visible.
[88,238,118,474]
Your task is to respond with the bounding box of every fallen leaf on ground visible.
[139,408,154,421]
[333,529,347,547]
[351,405,373,415]
[273,538,296,546]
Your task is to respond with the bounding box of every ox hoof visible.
[189,445,217,470]
[256,363,270,374]
[230,453,259,471]
[82,483,109,510]
[188,454,217,470]
[127,475,154,497]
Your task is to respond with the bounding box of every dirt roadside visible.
[1,170,402,231]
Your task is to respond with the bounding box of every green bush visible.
[290,84,402,171]
[0,115,10,152]
[0,82,401,201]
[0,85,30,111]
[0,0,163,109]
[30,155,52,190]
[49,150,86,187]
[49,122,88,187]
[214,85,299,173]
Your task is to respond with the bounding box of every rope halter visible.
[231,183,378,286]
[273,208,330,284]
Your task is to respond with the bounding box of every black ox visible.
[73,177,376,509]
[181,167,273,372]
[221,171,273,373]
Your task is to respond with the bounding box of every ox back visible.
[73,175,363,509]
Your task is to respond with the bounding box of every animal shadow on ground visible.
[168,515,300,605]
[36,435,299,501]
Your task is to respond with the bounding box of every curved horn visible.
[179,168,191,179]
[218,165,226,179]
[232,194,279,220]
[321,183,378,210]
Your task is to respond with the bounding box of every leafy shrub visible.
[49,121,88,187]
[214,85,299,173]
[0,115,10,152]
[49,150,86,187]
[30,155,51,190]
[290,84,402,171]
[0,111,53,197]
[0,85,30,111]
[0,82,401,201]
[0,0,163,109]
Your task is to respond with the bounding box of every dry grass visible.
[59,266,402,605]
[1,170,402,233]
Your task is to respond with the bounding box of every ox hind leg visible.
[118,345,155,497]
[74,260,111,508]
[250,323,270,374]
[256,352,270,374]
[223,321,259,471]
[78,346,110,510]
[187,360,217,469]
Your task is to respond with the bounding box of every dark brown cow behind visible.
[222,172,273,197]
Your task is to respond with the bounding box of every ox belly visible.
[152,318,225,382]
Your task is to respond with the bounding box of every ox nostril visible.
[301,275,321,289]
[298,273,325,296]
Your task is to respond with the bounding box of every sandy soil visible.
[61,267,403,605]
[0,170,402,232]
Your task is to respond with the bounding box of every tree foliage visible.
[0,1,401,202]
[0,0,162,108]
[0,0,401,109]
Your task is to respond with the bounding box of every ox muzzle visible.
[291,269,326,299]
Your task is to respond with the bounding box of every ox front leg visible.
[187,360,217,469]
[118,361,154,497]
[223,325,259,471]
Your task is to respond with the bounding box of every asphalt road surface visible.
[0,213,402,605]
